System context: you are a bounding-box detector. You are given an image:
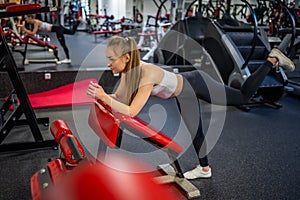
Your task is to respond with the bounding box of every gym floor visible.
[0,31,300,200]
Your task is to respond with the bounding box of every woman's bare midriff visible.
[170,74,183,97]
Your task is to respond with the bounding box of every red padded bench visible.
[31,154,179,200]
[91,29,122,41]
[0,3,16,10]
[13,33,59,64]
[3,29,59,64]
[138,32,156,37]
[0,3,57,18]
[6,3,42,12]
[31,117,182,200]
[88,100,200,199]
[25,34,58,50]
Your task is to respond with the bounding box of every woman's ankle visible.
[202,166,210,172]
[267,57,278,66]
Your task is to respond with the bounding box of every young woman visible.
[87,36,294,180]
[18,14,82,64]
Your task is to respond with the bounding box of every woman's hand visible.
[87,81,107,101]
[17,24,24,30]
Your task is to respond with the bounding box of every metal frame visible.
[96,119,200,199]
[0,33,55,152]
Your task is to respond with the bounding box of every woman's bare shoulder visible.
[34,19,42,26]
[141,61,163,72]
[140,61,164,84]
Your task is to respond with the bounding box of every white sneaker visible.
[183,165,212,179]
[269,48,295,72]
[61,59,71,64]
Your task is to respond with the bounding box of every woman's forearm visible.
[22,27,35,35]
[101,94,136,116]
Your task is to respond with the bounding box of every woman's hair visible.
[25,14,34,19]
[107,36,141,105]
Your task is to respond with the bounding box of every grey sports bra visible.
[151,70,177,99]
[39,22,52,32]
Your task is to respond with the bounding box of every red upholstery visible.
[4,30,57,49]
[3,30,25,44]
[47,159,67,185]
[50,119,73,142]
[88,102,120,148]
[25,34,58,49]
[6,3,41,12]
[88,101,183,154]
[0,3,16,10]
[50,120,85,165]
[92,30,122,35]
[31,159,66,200]
[138,32,156,37]
[30,172,42,200]
[87,14,107,18]
[110,30,122,34]
[59,134,85,165]
[52,156,179,200]
[115,112,183,154]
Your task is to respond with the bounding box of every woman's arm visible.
[87,81,153,117]
[19,20,39,35]
[112,75,126,101]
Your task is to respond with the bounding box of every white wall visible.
[143,0,172,19]
[93,0,172,21]
[96,0,126,19]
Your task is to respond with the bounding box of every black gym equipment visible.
[0,5,56,151]
[0,33,55,151]
[203,0,291,110]
[152,0,224,83]
[153,0,212,65]
[1,4,61,65]
[276,1,300,96]
[154,0,294,110]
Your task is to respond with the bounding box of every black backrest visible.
[203,22,236,84]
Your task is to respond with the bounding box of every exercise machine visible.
[0,29,54,152]
[4,29,60,65]
[31,120,180,200]
[88,9,122,42]
[88,99,200,199]
[138,0,175,62]
[31,98,201,199]
[153,0,213,66]
[203,0,291,110]
[1,4,61,65]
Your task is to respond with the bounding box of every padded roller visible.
[31,159,66,200]
[47,158,67,185]
[59,134,85,165]
[50,120,73,143]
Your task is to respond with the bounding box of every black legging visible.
[177,60,273,167]
[51,21,80,59]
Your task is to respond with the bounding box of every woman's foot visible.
[183,165,212,180]
[61,58,71,64]
[268,48,295,72]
